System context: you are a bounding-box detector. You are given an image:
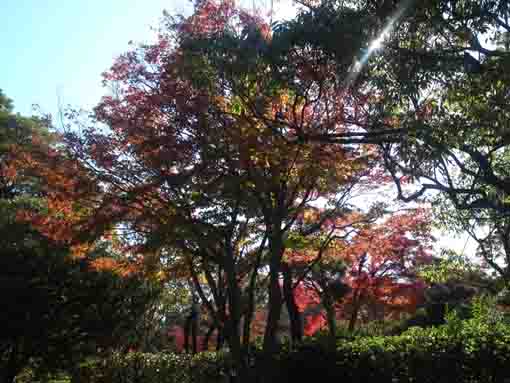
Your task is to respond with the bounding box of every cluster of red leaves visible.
[287,209,433,335]
[339,212,432,319]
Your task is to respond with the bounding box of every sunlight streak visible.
[345,0,414,88]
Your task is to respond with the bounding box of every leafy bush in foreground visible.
[78,314,510,383]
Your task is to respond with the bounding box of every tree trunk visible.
[183,313,198,353]
[216,325,224,351]
[1,346,23,383]
[224,242,245,383]
[349,255,367,332]
[282,264,303,344]
[204,324,215,350]
[184,315,190,353]
[2,369,18,383]
[242,239,265,348]
[191,313,198,353]
[260,228,285,383]
[242,308,253,350]
[262,232,284,355]
[348,289,362,332]
[323,297,337,350]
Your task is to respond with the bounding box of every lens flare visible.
[345,0,414,88]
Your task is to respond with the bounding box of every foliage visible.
[0,239,160,380]
[0,91,161,383]
[288,208,433,337]
[418,250,482,285]
[75,351,233,383]
[78,312,510,383]
[284,313,510,382]
[347,0,510,281]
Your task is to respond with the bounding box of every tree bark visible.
[262,230,284,355]
[323,296,337,350]
[260,225,285,383]
[242,238,265,348]
[204,324,215,351]
[282,264,303,344]
[183,312,198,354]
[223,239,245,383]
[348,289,361,332]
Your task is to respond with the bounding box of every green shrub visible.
[283,319,510,383]
[75,351,232,383]
[77,317,510,383]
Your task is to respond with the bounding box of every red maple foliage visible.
[287,208,433,335]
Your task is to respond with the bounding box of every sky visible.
[0,0,473,256]
[0,0,294,119]
[1,0,192,118]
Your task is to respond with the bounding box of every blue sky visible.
[1,0,191,118]
[0,0,294,119]
[0,0,297,119]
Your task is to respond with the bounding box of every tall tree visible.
[13,1,379,371]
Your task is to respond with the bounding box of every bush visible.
[284,318,510,383]
[78,317,510,382]
[76,351,232,383]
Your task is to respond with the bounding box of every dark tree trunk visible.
[262,235,284,355]
[2,369,18,383]
[1,346,24,383]
[223,240,245,383]
[282,264,303,344]
[183,317,189,353]
[216,325,225,350]
[323,296,337,350]
[191,314,198,353]
[183,310,198,354]
[261,228,285,383]
[348,290,361,332]
[349,255,367,332]
[242,239,265,348]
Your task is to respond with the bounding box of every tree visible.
[340,209,432,330]
[286,0,510,209]
[286,208,432,343]
[0,92,160,383]
[363,1,510,266]
[14,2,380,374]
[0,242,159,383]
[372,0,510,214]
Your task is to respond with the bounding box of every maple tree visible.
[285,207,433,347]
[339,209,432,330]
[13,0,379,355]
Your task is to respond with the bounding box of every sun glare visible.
[369,34,385,52]
[344,0,413,87]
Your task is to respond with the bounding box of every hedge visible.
[285,318,510,383]
[75,318,510,383]
[73,351,233,383]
